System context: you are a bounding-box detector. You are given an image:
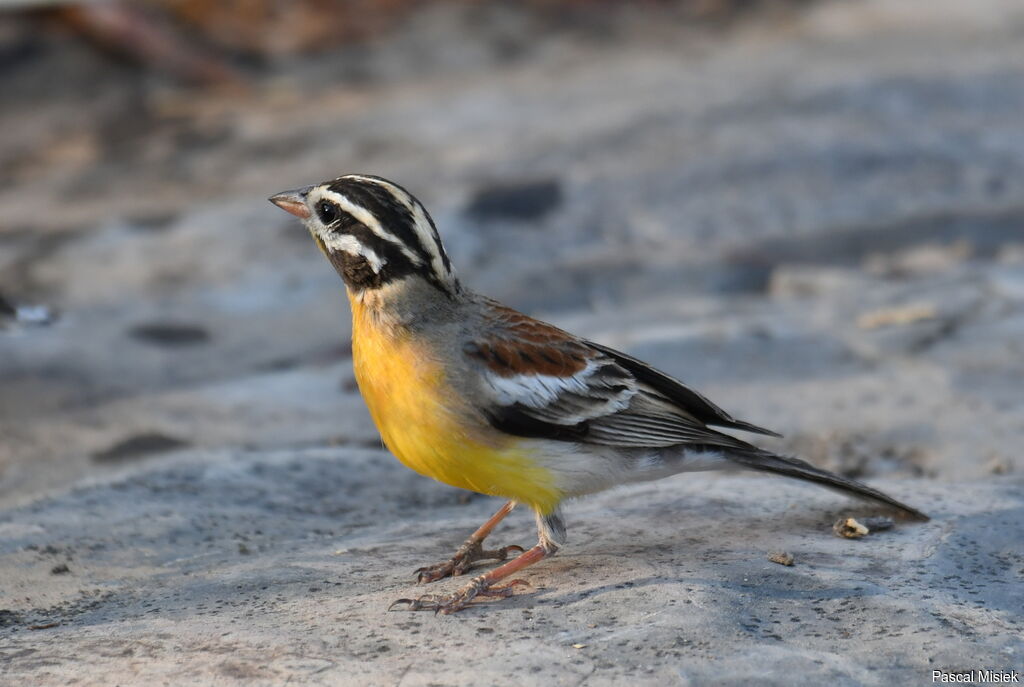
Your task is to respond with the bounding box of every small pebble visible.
[768,552,795,566]
[833,517,870,539]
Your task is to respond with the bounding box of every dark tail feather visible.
[728,449,930,521]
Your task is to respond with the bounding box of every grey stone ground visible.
[1,0,1023,684]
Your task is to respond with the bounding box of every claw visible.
[389,577,529,614]
[389,594,445,612]
[414,542,525,584]
[388,598,412,611]
[415,563,454,584]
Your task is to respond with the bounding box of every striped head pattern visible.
[270,175,459,295]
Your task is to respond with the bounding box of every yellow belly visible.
[350,300,561,513]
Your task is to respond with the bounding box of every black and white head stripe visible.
[306,175,458,293]
[337,175,454,278]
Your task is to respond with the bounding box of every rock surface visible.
[1,450,1020,685]
[2,0,1023,684]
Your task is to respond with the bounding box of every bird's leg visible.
[392,510,564,614]
[415,500,524,583]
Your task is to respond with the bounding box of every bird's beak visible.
[268,187,312,219]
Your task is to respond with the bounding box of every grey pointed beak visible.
[269,186,313,219]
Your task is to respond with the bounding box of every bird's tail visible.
[727,448,930,521]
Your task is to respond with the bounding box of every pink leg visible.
[415,500,524,583]
[391,544,551,614]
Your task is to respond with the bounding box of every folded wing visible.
[467,302,769,450]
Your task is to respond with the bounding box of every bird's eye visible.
[316,201,339,225]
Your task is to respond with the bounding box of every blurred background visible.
[1,0,1023,508]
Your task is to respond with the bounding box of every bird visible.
[269,174,928,614]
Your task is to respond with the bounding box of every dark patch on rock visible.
[0,26,45,79]
[50,563,70,575]
[129,322,211,347]
[307,342,353,364]
[0,609,22,627]
[258,357,297,371]
[26,591,118,628]
[24,544,64,556]
[0,292,15,318]
[465,179,563,222]
[727,206,1024,292]
[127,211,179,232]
[92,432,190,464]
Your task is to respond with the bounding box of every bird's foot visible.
[415,538,524,584]
[390,577,528,615]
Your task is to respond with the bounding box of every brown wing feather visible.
[467,300,599,378]
[463,340,592,378]
[467,300,778,447]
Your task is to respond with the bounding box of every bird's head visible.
[270,174,459,297]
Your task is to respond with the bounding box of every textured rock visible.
[0,448,1020,685]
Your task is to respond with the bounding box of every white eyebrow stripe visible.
[321,233,386,273]
[411,202,453,280]
[318,188,424,266]
[338,176,454,280]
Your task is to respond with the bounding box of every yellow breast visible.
[350,298,561,513]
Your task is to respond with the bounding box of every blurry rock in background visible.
[15,0,789,84]
[55,2,241,85]
[165,0,442,58]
